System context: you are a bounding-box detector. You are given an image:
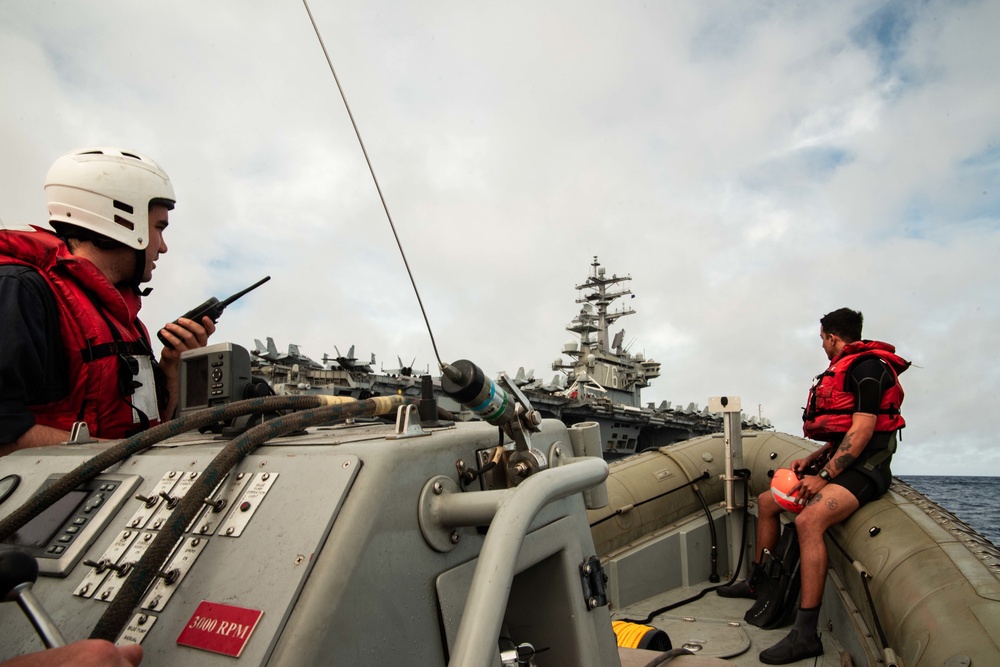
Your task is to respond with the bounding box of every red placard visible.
[177,601,264,658]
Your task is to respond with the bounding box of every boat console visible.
[0,355,618,666]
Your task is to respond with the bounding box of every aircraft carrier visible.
[249,258,771,457]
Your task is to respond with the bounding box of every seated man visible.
[0,147,215,455]
[717,307,909,665]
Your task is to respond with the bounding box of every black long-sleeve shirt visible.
[0,265,69,443]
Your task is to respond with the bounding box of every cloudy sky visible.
[2,1,997,476]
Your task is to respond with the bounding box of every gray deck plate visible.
[616,581,850,666]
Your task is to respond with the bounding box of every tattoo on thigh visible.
[826,497,839,510]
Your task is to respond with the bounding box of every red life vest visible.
[0,228,163,438]
[802,340,908,441]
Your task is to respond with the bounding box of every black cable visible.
[460,458,497,488]
[640,647,696,667]
[692,483,720,583]
[90,395,403,641]
[828,534,890,650]
[589,471,711,528]
[0,395,326,542]
[860,570,889,649]
[619,469,752,623]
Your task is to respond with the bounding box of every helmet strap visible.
[132,248,146,291]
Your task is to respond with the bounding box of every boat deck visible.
[615,581,848,666]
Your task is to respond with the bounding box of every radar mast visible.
[553,257,660,407]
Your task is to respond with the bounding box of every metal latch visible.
[387,404,429,440]
[580,555,608,610]
[65,422,96,445]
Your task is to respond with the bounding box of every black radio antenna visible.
[302,0,445,371]
[218,275,271,309]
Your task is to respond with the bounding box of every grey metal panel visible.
[605,510,730,609]
[1,447,359,665]
[436,515,619,667]
[1,419,619,666]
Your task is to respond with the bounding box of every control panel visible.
[0,419,614,666]
[4,474,140,576]
[0,436,361,664]
[178,343,252,416]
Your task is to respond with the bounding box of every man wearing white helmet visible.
[0,148,215,455]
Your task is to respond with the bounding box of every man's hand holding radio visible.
[158,316,216,419]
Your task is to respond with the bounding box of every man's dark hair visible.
[51,222,127,252]
[820,308,863,343]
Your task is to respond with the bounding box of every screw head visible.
[450,531,461,544]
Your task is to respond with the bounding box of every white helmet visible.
[45,147,175,250]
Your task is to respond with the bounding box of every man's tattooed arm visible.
[833,433,858,471]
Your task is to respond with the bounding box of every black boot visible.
[716,561,763,599]
[759,606,824,665]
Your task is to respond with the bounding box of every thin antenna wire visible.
[303,0,445,370]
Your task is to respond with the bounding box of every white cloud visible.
[1,0,998,477]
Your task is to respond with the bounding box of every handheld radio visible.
[157,276,271,348]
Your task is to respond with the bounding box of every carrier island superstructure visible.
[250,258,770,457]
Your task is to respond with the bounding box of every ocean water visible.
[897,475,1000,546]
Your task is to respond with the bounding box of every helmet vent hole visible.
[121,151,142,160]
[113,200,134,214]
[113,215,135,231]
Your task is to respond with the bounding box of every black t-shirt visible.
[849,356,895,414]
[0,265,70,443]
[846,355,897,451]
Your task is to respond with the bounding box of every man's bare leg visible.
[717,490,783,598]
[760,484,859,664]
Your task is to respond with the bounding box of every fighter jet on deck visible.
[252,337,323,369]
[323,345,375,373]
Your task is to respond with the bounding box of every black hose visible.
[90,395,403,642]
[0,395,326,542]
[692,483,720,583]
[620,468,752,623]
[640,647,696,667]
